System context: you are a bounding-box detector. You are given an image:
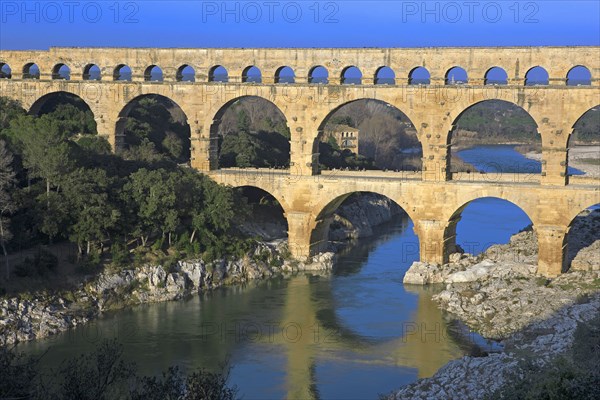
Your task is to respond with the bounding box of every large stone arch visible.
[567,104,600,143]
[311,97,424,172]
[446,192,537,229]
[443,98,542,179]
[114,93,191,155]
[206,95,293,170]
[308,189,419,256]
[28,90,97,120]
[227,183,291,218]
[440,195,537,266]
[446,98,540,144]
[566,199,600,226]
[564,202,600,269]
[447,195,535,238]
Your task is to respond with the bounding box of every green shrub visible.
[151,237,165,252]
[111,241,130,267]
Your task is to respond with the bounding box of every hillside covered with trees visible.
[0,95,255,280]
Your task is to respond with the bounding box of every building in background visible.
[322,124,360,154]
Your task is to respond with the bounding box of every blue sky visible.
[1,1,598,49]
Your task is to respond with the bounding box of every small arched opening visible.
[309,65,329,84]
[177,65,195,82]
[484,67,508,85]
[23,63,40,79]
[445,66,468,85]
[52,63,71,80]
[114,64,132,81]
[524,66,549,86]
[83,64,101,80]
[375,66,395,85]
[0,63,12,79]
[566,65,592,86]
[341,66,362,85]
[144,65,163,82]
[275,66,295,83]
[408,67,430,85]
[209,65,229,82]
[242,66,262,83]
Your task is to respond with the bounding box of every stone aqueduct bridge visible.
[1,46,599,277]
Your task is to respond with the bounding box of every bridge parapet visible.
[1,46,599,87]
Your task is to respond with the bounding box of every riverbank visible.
[389,208,600,398]
[1,194,402,346]
[388,293,600,399]
[0,240,338,346]
[526,145,600,177]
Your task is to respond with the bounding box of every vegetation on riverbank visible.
[0,339,237,399]
[0,95,262,288]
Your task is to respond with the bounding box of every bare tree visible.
[0,140,16,280]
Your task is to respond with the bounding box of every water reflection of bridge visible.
[18,216,476,398]
[176,216,466,399]
[277,274,466,399]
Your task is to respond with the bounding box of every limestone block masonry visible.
[1,46,599,276]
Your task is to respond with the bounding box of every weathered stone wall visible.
[1,46,599,85]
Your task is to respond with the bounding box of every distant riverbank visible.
[526,145,600,178]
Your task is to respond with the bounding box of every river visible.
[456,144,584,175]
[18,214,504,400]
[17,145,536,399]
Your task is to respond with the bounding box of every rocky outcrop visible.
[0,240,333,346]
[0,296,91,345]
[329,193,403,242]
[433,268,599,339]
[390,208,600,399]
[389,294,600,400]
[571,240,600,271]
[403,212,599,339]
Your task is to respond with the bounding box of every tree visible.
[62,168,120,256]
[237,109,251,131]
[162,131,184,161]
[0,97,26,136]
[122,168,179,247]
[122,97,191,162]
[41,340,136,400]
[10,115,73,202]
[0,140,16,279]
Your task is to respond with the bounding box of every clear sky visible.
[0,0,598,49]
